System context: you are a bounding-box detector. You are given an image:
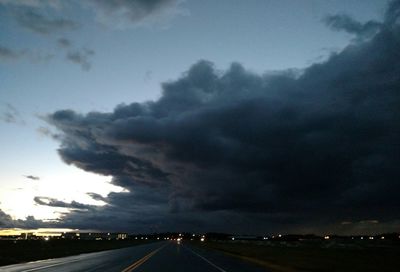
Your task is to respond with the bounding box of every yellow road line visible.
[121,243,167,272]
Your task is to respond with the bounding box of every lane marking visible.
[21,259,82,272]
[183,246,227,272]
[121,243,167,272]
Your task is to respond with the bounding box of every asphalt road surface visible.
[0,241,268,272]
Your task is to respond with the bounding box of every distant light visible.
[44,237,49,241]
[324,236,330,240]
[278,234,282,238]
[369,237,374,240]
[107,233,110,236]
[361,237,364,240]
[145,237,148,240]
[157,237,160,240]
[192,234,195,236]
[381,236,385,240]
[231,237,235,241]
[135,237,138,239]
[200,237,205,242]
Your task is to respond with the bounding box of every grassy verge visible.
[192,240,400,272]
[0,239,154,266]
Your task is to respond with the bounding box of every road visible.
[0,241,268,272]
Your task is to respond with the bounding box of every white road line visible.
[183,246,227,272]
[19,259,82,272]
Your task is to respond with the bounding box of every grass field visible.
[0,239,153,266]
[193,239,400,272]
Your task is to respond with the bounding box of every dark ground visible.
[0,239,153,266]
[192,239,400,272]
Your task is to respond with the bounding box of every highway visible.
[0,241,267,272]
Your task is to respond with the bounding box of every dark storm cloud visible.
[0,209,45,229]
[324,14,382,39]
[385,0,400,26]
[13,8,79,35]
[90,0,185,25]
[0,209,13,227]
[87,192,108,203]
[34,197,94,211]
[24,175,40,181]
[58,190,171,232]
[66,48,95,71]
[44,1,400,233]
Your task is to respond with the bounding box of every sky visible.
[0,0,399,235]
